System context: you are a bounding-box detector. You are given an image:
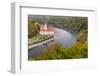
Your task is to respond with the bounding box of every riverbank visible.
[28,37,54,50]
[28,34,54,45]
[28,28,77,58]
[28,28,88,60]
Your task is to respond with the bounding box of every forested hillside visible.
[28,15,88,60]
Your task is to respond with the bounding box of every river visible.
[28,28,77,57]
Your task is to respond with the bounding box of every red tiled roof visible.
[40,25,54,32]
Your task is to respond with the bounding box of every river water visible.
[28,27,77,57]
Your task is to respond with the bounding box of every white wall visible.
[0,0,100,76]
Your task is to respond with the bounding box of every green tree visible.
[28,20,40,38]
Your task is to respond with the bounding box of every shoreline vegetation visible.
[28,16,88,60]
[28,30,88,60]
[28,37,54,50]
[28,34,54,45]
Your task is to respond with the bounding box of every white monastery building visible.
[39,24,54,35]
